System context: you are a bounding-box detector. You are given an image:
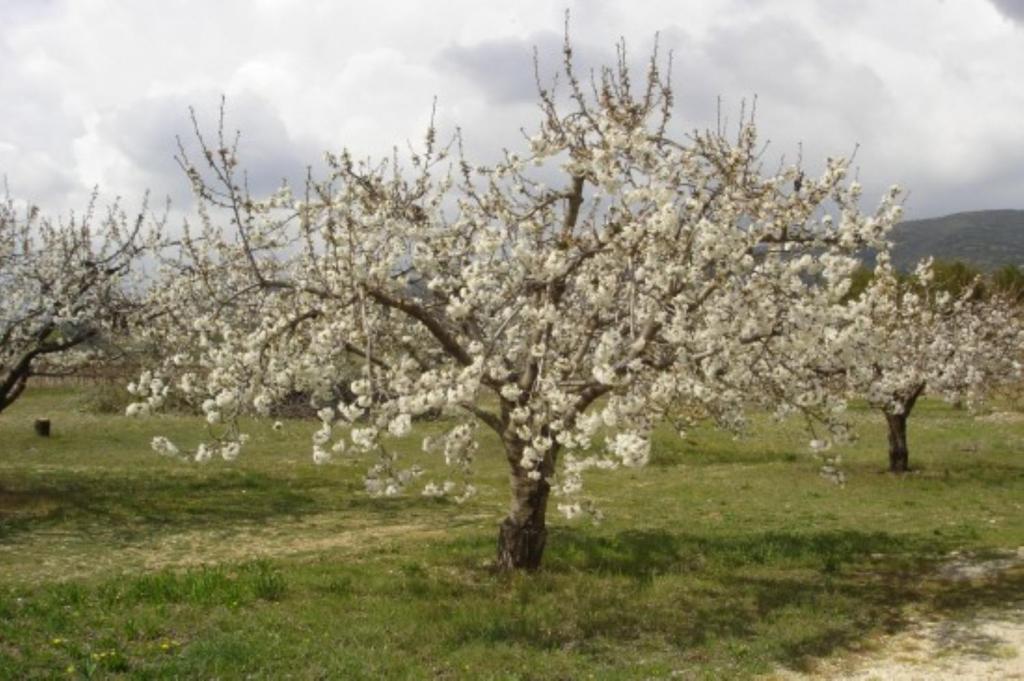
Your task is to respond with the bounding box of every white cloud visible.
[0,0,1021,219]
[989,0,1024,23]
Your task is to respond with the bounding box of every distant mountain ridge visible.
[886,209,1024,271]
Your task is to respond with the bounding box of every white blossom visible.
[388,414,412,437]
[1,191,154,415]
[194,443,212,463]
[151,436,179,457]
[128,38,918,568]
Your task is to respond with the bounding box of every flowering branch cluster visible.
[852,256,1022,414]
[0,188,157,413]
[129,39,907,568]
[836,255,1024,471]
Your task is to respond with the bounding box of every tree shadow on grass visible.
[0,472,449,542]
[446,527,1014,674]
[0,476,314,542]
[545,527,929,581]
[648,439,804,467]
[0,473,415,540]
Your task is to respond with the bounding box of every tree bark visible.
[496,466,551,572]
[885,411,909,473]
[884,385,924,473]
[0,363,31,415]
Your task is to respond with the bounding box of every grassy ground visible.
[1,387,1023,679]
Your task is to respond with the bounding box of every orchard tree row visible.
[2,38,1021,570]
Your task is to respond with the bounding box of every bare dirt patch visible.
[771,549,1024,680]
[794,610,1024,680]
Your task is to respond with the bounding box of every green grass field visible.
[1,387,1023,679]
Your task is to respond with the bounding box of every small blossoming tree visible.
[845,256,1023,472]
[131,42,902,570]
[0,190,153,414]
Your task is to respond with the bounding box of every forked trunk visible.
[885,411,909,473]
[496,467,551,571]
[884,386,923,473]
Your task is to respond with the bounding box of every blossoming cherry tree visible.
[0,191,153,414]
[132,43,903,570]
[846,257,1022,472]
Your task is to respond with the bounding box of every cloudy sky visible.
[1,0,1022,220]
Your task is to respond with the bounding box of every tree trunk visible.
[496,467,551,571]
[885,411,909,473]
[0,366,30,415]
[884,385,923,473]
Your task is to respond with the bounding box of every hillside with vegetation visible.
[888,209,1024,271]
